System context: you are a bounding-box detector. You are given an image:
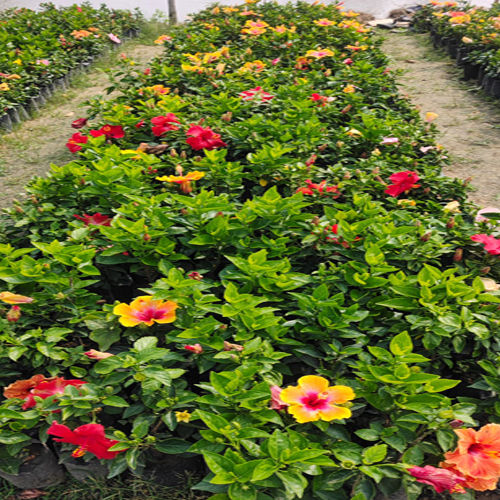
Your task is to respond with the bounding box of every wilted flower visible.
[425,112,439,123]
[381,137,399,145]
[0,292,34,304]
[476,207,500,223]
[84,350,114,359]
[280,375,355,423]
[343,84,355,93]
[47,422,123,459]
[270,386,288,410]
[408,465,466,494]
[108,33,121,44]
[71,118,88,129]
[187,271,203,280]
[113,296,178,327]
[223,341,244,352]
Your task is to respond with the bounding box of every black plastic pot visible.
[0,443,65,489]
[0,112,13,132]
[40,86,52,100]
[18,104,30,121]
[489,78,500,98]
[463,62,480,80]
[456,46,467,66]
[26,96,39,114]
[142,454,205,486]
[62,456,108,482]
[446,39,458,59]
[481,74,494,94]
[8,106,20,125]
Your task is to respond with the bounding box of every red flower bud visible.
[420,232,432,242]
[184,344,203,354]
[453,248,463,262]
[446,218,455,229]
[143,233,151,242]
[187,271,203,280]
[71,118,88,129]
[450,419,463,428]
[6,305,21,322]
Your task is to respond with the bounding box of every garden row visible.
[0,3,143,131]
[0,1,499,499]
[412,0,500,98]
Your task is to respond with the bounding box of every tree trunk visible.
[168,0,178,24]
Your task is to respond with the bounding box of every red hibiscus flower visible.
[47,422,123,459]
[310,93,333,106]
[186,125,227,151]
[71,118,88,129]
[151,114,181,137]
[66,132,88,153]
[74,213,112,226]
[470,234,500,255]
[239,87,274,102]
[385,171,420,197]
[21,377,87,409]
[408,465,466,494]
[296,179,339,196]
[90,124,125,139]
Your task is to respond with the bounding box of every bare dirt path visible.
[382,31,500,208]
[0,41,163,209]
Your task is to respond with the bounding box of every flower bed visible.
[412,1,500,98]
[0,3,143,130]
[0,1,499,499]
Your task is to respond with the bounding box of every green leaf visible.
[377,298,417,311]
[196,410,231,434]
[0,432,31,444]
[155,438,191,454]
[134,336,158,351]
[389,331,413,356]
[425,379,460,393]
[362,444,387,465]
[365,244,385,266]
[229,482,256,500]
[203,452,235,476]
[436,429,456,452]
[276,469,307,498]
[252,459,280,481]
[102,396,129,407]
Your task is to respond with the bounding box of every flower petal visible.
[297,375,329,394]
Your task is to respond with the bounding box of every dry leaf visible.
[18,489,48,499]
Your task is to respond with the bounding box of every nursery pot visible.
[0,442,65,489]
[446,39,458,59]
[62,455,108,482]
[142,453,205,486]
[26,96,39,114]
[489,78,500,99]
[463,62,479,80]
[7,106,20,125]
[0,112,13,132]
[18,104,30,121]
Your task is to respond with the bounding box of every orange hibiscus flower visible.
[113,296,178,327]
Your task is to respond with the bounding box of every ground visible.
[0,39,163,209]
[382,30,500,209]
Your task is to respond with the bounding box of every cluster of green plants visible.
[0,1,499,499]
[0,1,143,114]
[412,1,500,81]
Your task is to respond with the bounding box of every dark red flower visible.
[66,132,88,153]
[74,213,112,226]
[186,125,227,151]
[22,377,87,409]
[47,422,123,459]
[151,114,181,136]
[71,118,88,129]
[384,171,420,197]
[408,465,466,494]
[90,124,125,139]
[470,234,500,255]
[296,179,339,196]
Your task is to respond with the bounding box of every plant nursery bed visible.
[0,1,499,500]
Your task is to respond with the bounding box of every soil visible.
[382,31,500,208]
[0,42,163,209]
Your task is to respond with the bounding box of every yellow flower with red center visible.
[271,25,296,33]
[144,84,170,95]
[305,48,334,59]
[0,292,34,304]
[242,26,267,35]
[314,18,336,26]
[343,84,356,94]
[425,112,439,123]
[238,60,266,73]
[113,296,178,327]
[345,44,368,51]
[154,34,172,44]
[156,171,206,193]
[280,375,355,423]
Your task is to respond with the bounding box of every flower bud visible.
[187,271,203,280]
[450,419,464,428]
[446,218,455,229]
[84,349,113,359]
[143,233,151,242]
[170,148,178,157]
[453,248,463,262]
[224,341,244,352]
[420,232,432,242]
[318,144,328,152]
[6,305,21,322]
[184,344,203,354]
[423,187,431,194]
[221,111,232,122]
[480,266,491,275]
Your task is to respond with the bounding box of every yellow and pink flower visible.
[279,375,355,423]
[0,292,34,304]
[113,296,178,327]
